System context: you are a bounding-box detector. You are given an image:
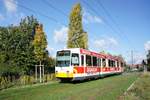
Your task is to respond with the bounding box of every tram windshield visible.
[56,50,70,67]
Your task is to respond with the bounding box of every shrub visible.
[29,76,35,84]
[0,73,56,90]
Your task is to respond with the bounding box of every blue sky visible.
[0,0,150,64]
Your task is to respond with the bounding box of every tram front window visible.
[56,50,70,67]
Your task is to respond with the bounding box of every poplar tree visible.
[67,3,88,49]
[32,24,47,65]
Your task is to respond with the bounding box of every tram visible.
[55,48,124,81]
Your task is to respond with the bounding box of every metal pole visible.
[101,58,103,74]
[144,64,147,73]
[131,50,133,68]
[35,65,37,82]
[43,65,44,82]
[144,65,145,73]
[40,61,42,83]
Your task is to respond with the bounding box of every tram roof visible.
[57,48,124,61]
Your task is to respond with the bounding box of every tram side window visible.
[71,53,79,66]
[113,61,115,67]
[86,55,92,66]
[111,60,113,67]
[102,59,106,67]
[117,61,119,67]
[81,55,84,66]
[98,58,101,67]
[121,62,123,67]
[109,60,114,67]
[93,56,97,67]
[108,60,111,67]
[111,60,112,67]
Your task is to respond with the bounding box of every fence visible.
[0,73,55,90]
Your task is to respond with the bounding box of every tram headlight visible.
[73,69,77,74]
[66,71,69,73]
[55,71,58,74]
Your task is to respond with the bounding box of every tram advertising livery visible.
[55,48,125,81]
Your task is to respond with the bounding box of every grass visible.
[119,72,150,100]
[0,73,139,100]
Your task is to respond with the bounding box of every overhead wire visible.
[96,0,134,48]
[41,0,89,30]
[81,0,135,50]
[42,0,68,18]
[7,0,134,50]
[7,0,67,26]
[81,0,123,38]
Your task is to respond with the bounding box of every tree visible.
[43,56,55,73]
[32,23,47,83]
[147,50,150,64]
[0,16,39,76]
[146,50,150,71]
[0,15,55,77]
[15,16,39,75]
[67,3,88,49]
[32,24,47,65]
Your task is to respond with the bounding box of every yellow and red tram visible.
[55,48,124,81]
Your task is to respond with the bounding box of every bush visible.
[138,67,144,72]
[0,76,12,89]
[147,65,150,71]
[122,72,150,100]
[0,73,56,90]
[0,77,5,89]
[44,73,55,82]
[141,72,150,78]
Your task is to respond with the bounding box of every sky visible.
[0,0,150,64]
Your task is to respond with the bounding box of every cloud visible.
[93,37,118,50]
[134,53,146,64]
[53,26,68,44]
[13,12,26,25]
[83,9,102,24]
[3,0,17,13]
[46,45,54,53]
[46,45,55,57]
[0,0,26,26]
[144,41,150,51]
[0,14,5,21]
[0,12,26,26]
[126,52,146,64]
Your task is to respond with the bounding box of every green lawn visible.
[0,73,139,100]
[120,72,150,100]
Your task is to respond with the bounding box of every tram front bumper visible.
[55,72,73,78]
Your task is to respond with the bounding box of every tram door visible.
[81,54,86,75]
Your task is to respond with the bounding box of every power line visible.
[96,0,134,48]
[81,0,123,39]
[81,0,136,51]
[42,0,68,18]
[41,1,89,48]
[41,0,90,30]
[126,50,139,65]
[7,0,67,26]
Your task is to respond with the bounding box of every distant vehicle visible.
[55,48,124,81]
